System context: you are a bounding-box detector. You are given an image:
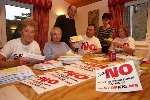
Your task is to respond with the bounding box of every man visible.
[0,18,41,67]
[54,5,77,47]
[72,25,102,55]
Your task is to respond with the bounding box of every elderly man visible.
[0,18,41,67]
[55,5,77,47]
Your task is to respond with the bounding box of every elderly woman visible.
[0,18,41,67]
[110,26,135,55]
[43,27,71,60]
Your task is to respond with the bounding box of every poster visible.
[21,74,65,94]
[46,67,94,86]
[68,62,108,76]
[0,65,35,85]
[96,61,143,92]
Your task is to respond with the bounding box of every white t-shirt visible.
[0,38,41,59]
[78,35,101,55]
[111,37,135,50]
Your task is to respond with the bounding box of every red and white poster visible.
[68,62,108,76]
[46,67,94,86]
[96,61,143,92]
[20,74,65,94]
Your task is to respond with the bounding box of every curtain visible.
[0,0,7,48]
[16,0,52,50]
[108,0,132,37]
[33,7,50,50]
[147,0,150,35]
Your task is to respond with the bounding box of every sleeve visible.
[109,38,118,50]
[43,43,54,60]
[96,26,103,41]
[63,42,71,51]
[33,42,41,55]
[128,37,135,49]
[95,38,101,49]
[0,41,13,58]
[112,38,118,43]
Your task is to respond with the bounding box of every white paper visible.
[22,52,45,61]
[33,60,63,71]
[0,85,28,100]
[0,65,35,85]
[96,61,143,92]
[70,35,83,42]
[68,62,109,76]
[20,75,65,94]
[46,67,94,86]
[91,57,108,61]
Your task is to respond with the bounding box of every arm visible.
[64,42,71,51]
[43,43,54,60]
[34,41,42,55]
[93,38,102,54]
[0,41,20,67]
[0,54,20,67]
[122,37,135,55]
[123,47,135,55]
[94,48,101,54]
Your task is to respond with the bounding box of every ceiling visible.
[64,0,102,7]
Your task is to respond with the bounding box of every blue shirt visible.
[43,42,71,60]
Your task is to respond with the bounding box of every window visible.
[5,5,31,20]
[124,0,148,41]
[4,0,32,41]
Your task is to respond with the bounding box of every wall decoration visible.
[88,9,99,27]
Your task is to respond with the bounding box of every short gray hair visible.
[50,27,62,36]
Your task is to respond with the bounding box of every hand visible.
[113,42,122,48]
[19,57,29,65]
[122,46,134,55]
[53,53,65,60]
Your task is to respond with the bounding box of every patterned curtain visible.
[0,0,7,48]
[108,0,133,37]
[16,0,52,50]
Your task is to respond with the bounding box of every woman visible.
[110,26,135,55]
[97,13,114,53]
[43,27,71,60]
[0,18,41,67]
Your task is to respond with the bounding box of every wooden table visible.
[0,56,150,100]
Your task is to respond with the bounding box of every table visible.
[0,56,150,100]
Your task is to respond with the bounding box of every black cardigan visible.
[54,15,77,46]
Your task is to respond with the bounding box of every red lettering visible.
[38,77,58,84]
[105,64,133,78]
[81,42,89,50]
[38,77,49,82]
[47,79,58,84]
[119,64,133,75]
[105,67,119,78]
[89,44,96,50]
[129,84,134,88]
[129,84,138,88]
[65,71,89,79]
